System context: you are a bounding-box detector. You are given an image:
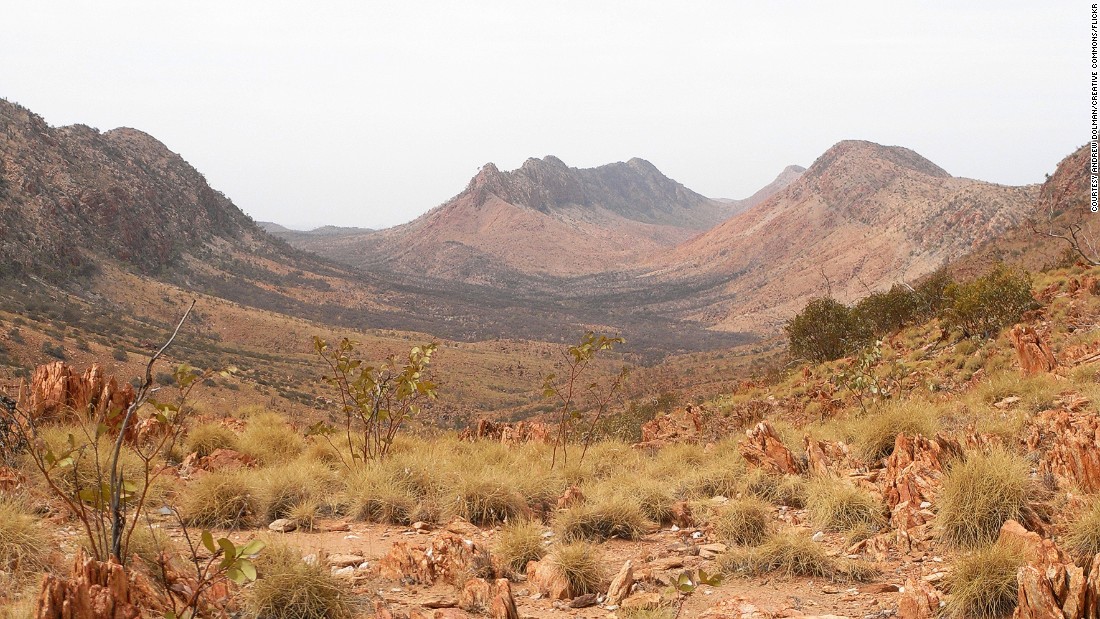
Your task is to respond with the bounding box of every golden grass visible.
[804,477,885,533]
[938,448,1040,548]
[743,470,806,507]
[447,470,529,526]
[493,520,548,574]
[237,413,304,466]
[716,530,876,582]
[1066,499,1100,560]
[247,541,352,619]
[555,495,650,542]
[179,470,259,529]
[0,497,51,579]
[943,541,1026,619]
[713,498,770,546]
[548,542,606,596]
[854,400,939,461]
[255,461,341,524]
[183,422,238,457]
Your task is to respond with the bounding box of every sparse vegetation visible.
[938,448,1039,548]
[0,497,51,580]
[713,498,770,546]
[548,542,606,595]
[556,494,650,542]
[943,541,1026,619]
[1066,500,1100,560]
[717,530,876,582]
[804,477,884,533]
[494,520,547,574]
[184,422,238,457]
[247,542,351,619]
[180,470,259,529]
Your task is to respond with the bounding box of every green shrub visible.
[944,264,1037,338]
[785,297,868,362]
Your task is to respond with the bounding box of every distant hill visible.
[952,143,1094,276]
[258,222,375,243]
[643,140,1039,332]
[281,156,771,282]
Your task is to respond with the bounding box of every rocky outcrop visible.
[458,578,518,619]
[804,436,856,476]
[378,534,494,586]
[605,560,634,606]
[881,433,963,535]
[898,578,942,619]
[1008,325,1058,375]
[1026,408,1100,493]
[998,520,1100,619]
[28,362,135,425]
[739,421,802,475]
[635,407,703,448]
[459,420,551,445]
[36,549,165,619]
[526,559,573,600]
[180,448,256,477]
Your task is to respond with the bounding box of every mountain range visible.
[1,97,1087,358]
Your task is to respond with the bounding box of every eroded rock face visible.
[803,435,856,476]
[636,407,704,448]
[881,433,962,535]
[378,534,494,586]
[1008,325,1058,376]
[29,362,135,425]
[999,520,1100,619]
[459,420,551,445]
[739,421,801,475]
[1027,409,1100,493]
[36,549,165,619]
[458,578,518,619]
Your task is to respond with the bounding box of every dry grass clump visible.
[943,541,1026,619]
[717,530,875,581]
[555,495,650,542]
[743,470,806,507]
[247,542,352,619]
[255,461,341,524]
[0,498,51,579]
[548,542,606,596]
[938,448,1039,548]
[494,520,547,574]
[713,498,771,546]
[238,413,303,465]
[288,500,321,532]
[183,422,238,457]
[1066,500,1100,560]
[804,477,885,533]
[180,470,259,529]
[629,479,678,525]
[448,472,528,526]
[126,524,175,570]
[854,401,938,461]
[345,470,420,525]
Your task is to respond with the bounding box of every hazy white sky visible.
[1,2,1082,229]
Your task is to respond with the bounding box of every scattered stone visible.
[268,518,297,533]
[378,533,493,586]
[812,532,826,543]
[329,554,366,568]
[621,591,663,611]
[569,593,598,608]
[606,560,634,606]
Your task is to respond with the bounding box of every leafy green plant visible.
[542,331,627,468]
[943,263,1037,338]
[785,297,868,363]
[313,337,437,463]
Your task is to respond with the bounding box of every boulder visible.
[897,578,941,619]
[378,534,493,586]
[605,560,634,605]
[459,578,518,619]
[526,559,572,600]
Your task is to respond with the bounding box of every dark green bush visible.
[944,264,1037,338]
[785,297,868,362]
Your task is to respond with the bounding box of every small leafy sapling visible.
[542,331,627,469]
[313,337,437,464]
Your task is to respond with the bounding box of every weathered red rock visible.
[29,362,135,426]
[1026,408,1100,493]
[1008,324,1058,375]
[605,560,634,605]
[378,534,493,586]
[897,578,941,619]
[634,406,704,448]
[459,578,518,619]
[459,419,551,444]
[526,559,572,600]
[880,433,962,539]
[739,421,801,475]
[36,549,165,619]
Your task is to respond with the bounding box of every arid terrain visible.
[2,95,1099,619]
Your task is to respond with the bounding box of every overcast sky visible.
[1,2,1083,230]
